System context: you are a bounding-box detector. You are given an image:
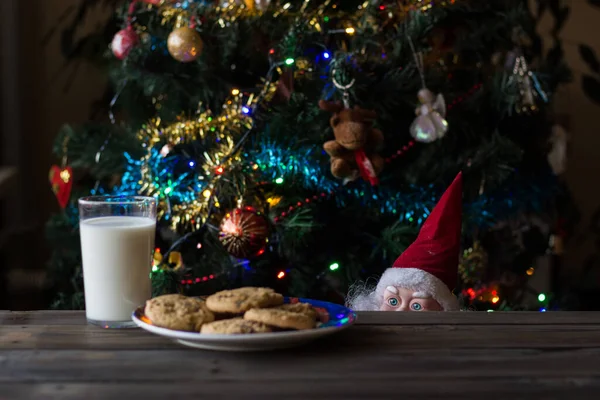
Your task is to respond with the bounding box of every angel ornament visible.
[409,88,448,143]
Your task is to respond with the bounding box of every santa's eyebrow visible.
[385,286,398,294]
[412,291,432,299]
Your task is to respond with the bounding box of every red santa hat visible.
[374,172,463,311]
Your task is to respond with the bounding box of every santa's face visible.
[380,286,443,311]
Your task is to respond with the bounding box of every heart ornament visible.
[49,165,73,209]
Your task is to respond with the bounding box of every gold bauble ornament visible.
[167,27,203,63]
[458,241,488,284]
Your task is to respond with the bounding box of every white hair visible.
[346,279,382,311]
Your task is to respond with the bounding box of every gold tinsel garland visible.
[129,0,461,231]
[155,0,360,29]
[136,83,278,231]
[136,94,251,231]
[145,0,463,34]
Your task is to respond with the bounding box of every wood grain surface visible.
[1,311,600,400]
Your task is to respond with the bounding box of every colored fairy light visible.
[196,243,202,249]
[231,88,240,96]
[275,177,284,184]
[538,293,546,302]
[277,271,286,279]
[266,196,282,206]
[202,189,211,198]
[242,106,250,114]
[285,58,295,65]
[540,308,547,312]
[345,27,355,35]
[189,161,195,167]
[329,262,340,271]
[323,51,330,59]
[492,296,500,304]
[269,48,275,55]
[526,267,535,276]
[164,187,172,195]
[215,166,224,175]
[152,265,158,272]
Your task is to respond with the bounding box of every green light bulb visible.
[275,177,284,184]
[285,58,295,65]
[538,293,546,302]
[329,262,339,271]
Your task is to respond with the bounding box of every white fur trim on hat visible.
[375,267,459,311]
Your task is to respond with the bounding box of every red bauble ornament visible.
[49,165,73,209]
[112,26,138,60]
[219,206,269,259]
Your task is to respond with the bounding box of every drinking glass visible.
[78,196,157,328]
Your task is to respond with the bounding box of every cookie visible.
[205,287,284,314]
[274,303,317,320]
[145,294,214,332]
[244,308,316,330]
[200,318,272,334]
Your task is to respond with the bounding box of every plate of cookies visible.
[132,287,357,351]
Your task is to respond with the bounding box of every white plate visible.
[132,297,357,352]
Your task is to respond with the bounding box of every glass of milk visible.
[78,196,157,328]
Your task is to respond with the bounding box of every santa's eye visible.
[387,297,399,307]
[411,302,423,311]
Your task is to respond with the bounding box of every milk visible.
[80,216,156,323]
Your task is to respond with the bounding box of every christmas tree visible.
[46,0,571,311]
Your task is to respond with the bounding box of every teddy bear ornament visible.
[318,100,384,185]
[318,69,385,185]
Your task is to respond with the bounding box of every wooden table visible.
[1,311,600,399]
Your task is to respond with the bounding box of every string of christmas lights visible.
[110,1,554,305]
[116,0,482,235]
[119,82,278,231]
[267,81,484,223]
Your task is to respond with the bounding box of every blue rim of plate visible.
[132,297,357,339]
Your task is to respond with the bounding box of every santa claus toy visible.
[347,172,463,311]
